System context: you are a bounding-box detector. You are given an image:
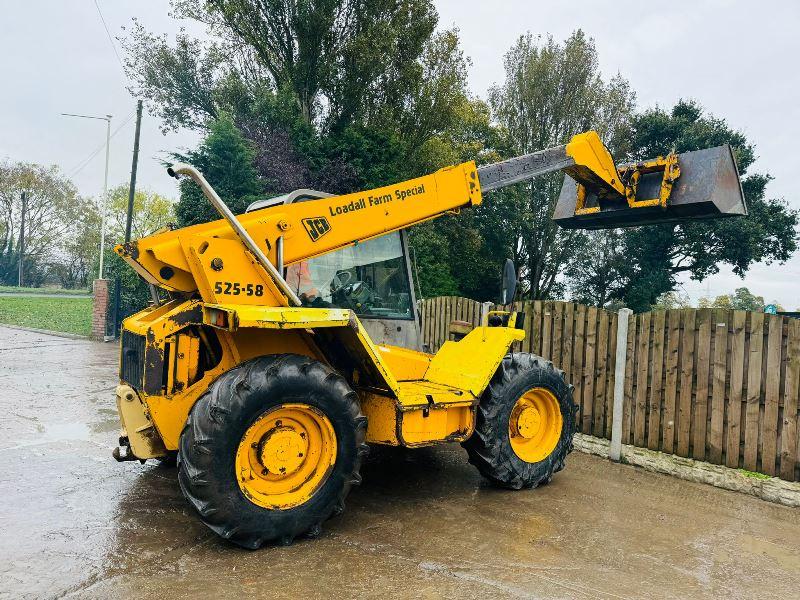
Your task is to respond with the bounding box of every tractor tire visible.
[156,451,177,467]
[177,354,367,549]
[462,353,577,490]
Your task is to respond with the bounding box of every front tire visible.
[462,353,577,489]
[177,354,367,549]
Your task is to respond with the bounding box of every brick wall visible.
[92,279,109,340]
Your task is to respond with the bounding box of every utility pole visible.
[61,112,113,279]
[17,191,26,287]
[113,100,143,338]
[124,101,143,243]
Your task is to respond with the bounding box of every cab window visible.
[285,233,413,320]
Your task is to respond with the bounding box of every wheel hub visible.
[259,427,308,476]
[515,406,541,439]
[235,403,337,510]
[508,388,563,463]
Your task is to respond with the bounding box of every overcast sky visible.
[2,1,799,307]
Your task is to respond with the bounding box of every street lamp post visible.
[61,112,113,279]
[18,191,26,287]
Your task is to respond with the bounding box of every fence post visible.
[480,301,492,326]
[609,308,632,461]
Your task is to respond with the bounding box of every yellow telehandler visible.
[112,131,745,548]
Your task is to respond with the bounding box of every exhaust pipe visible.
[167,163,302,306]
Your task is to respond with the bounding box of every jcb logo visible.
[302,216,331,242]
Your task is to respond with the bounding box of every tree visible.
[127,0,440,132]
[614,101,798,311]
[174,115,263,226]
[95,185,175,306]
[407,223,460,298]
[651,290,691,310]
[104,250,151,322]
[0,233,19,284]
[123,1,472,196]
[485,31,636,300]
[50,199,100,289]
[0,162,82,269]
[0,161,83,286]
[708,287,764,311]
[407,97,514,300]
[107,185,175,240]
[123,0,485,302]
[564,229,627,307]
[402,31,641,302]
[101,184,177,319]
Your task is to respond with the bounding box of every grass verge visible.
[0,296,92,336]
[0,285,91,296]
[738,469,771,480]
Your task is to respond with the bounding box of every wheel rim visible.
[235,403,337,510]
[508,388,562,463]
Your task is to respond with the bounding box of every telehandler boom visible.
[113,131,745,548]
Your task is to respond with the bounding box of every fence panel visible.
[708,308,729,464]
[634,313,650,447]
[693,309,712,461]
[677,310,696,456]
[604,311,618,439]
[726,311,747,468]
[662,310,681,454]
[419,296,800,481]
[623,312,636,445]
[762,316,782,476]
[594,310,609,438]
[782,319,800,479]
[573,304,587,428]
[562,303,575,384]
[744,312,764,470]
[648,311,666,451]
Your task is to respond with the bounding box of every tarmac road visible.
[1,325,798,600]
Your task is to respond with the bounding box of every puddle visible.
[2,421,91,451]
[90,408,121,434]
[740,535,800,572]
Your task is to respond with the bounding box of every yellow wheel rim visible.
[508,388,562,463]
[235,403,337,510]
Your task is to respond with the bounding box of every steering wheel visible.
[331,270,352,291]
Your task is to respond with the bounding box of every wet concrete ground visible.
[1,325,799,600]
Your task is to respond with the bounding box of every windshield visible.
[285,233,414,320]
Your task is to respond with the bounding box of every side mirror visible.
[500,258,517,305]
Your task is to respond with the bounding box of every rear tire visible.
[177,354,367,549]
[156,451,177,467]
[462,353,577,489]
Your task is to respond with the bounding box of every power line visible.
[67,111,132,177]
[67,110,135,179]
[93,0,125,73]
[68,111,134,178]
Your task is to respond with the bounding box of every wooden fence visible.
[419,297,800,483]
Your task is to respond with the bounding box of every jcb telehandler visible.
[113,131,745,548]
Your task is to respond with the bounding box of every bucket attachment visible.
[553,144,747,229]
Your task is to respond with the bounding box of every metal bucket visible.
[553,144,747,229]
